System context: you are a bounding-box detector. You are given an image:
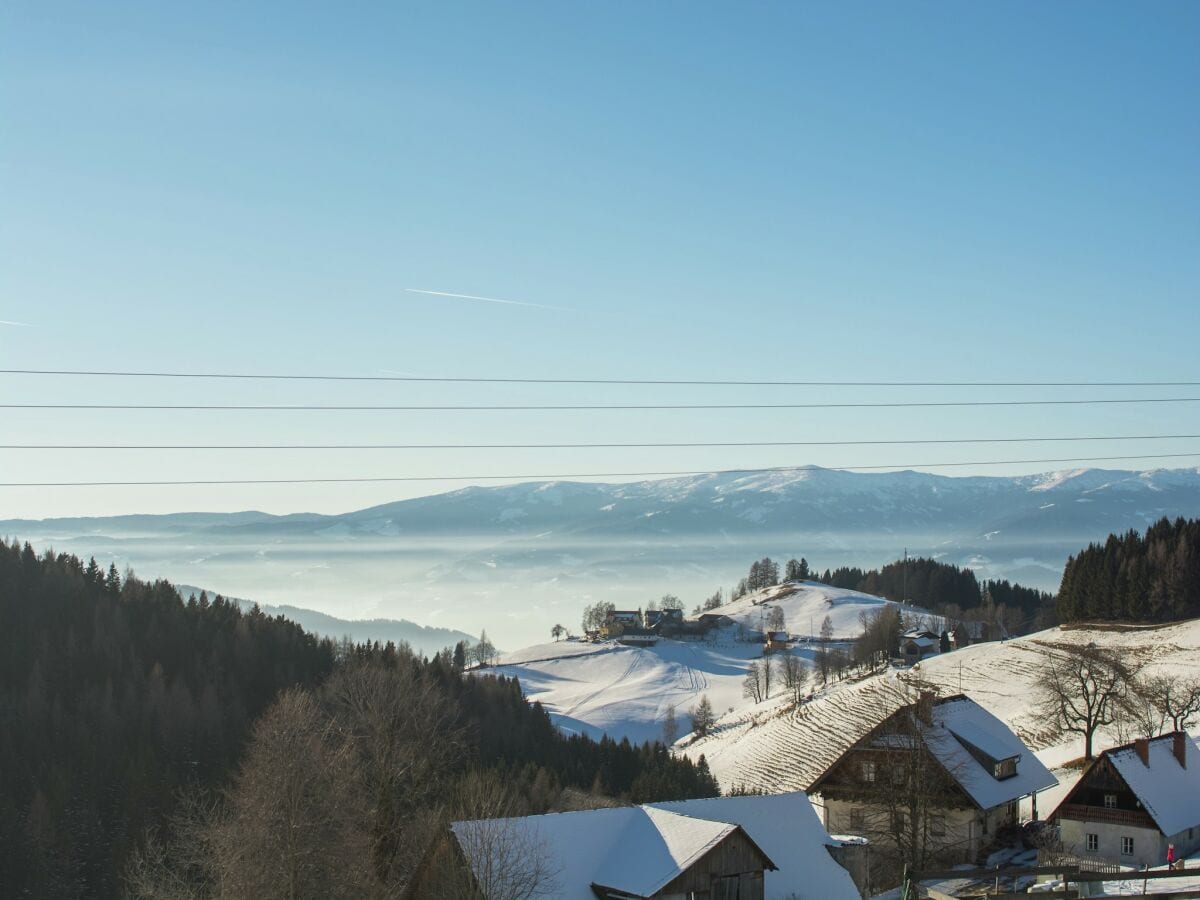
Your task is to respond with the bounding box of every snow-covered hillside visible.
[713,580,934,639]
[680,618,1200,807]
[495,604,1200,816]
[490,582,929,744]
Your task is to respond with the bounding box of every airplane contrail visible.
[404,288,567,311]
[0,319,34,327]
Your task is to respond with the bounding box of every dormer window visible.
[992,758,1017,780]
[950,727,1020,780]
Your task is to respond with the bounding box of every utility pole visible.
[902,547,908,605]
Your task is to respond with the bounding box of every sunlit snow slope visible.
[490,582,931,744]
[680,618,1200,804]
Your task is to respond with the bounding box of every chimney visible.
[1134,738,1150,767]
[917,691,935,726]
[1175,731,1188,769]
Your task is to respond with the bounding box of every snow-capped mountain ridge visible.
[4,466,1199,649]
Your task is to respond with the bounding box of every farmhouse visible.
[810,693,1056,866]
[645,607,684,629]
[446,792,864,899]
[899,629,940,663]
[1049,731,1200,869]
[602,609,643,638]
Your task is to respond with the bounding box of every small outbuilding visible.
[764,631,790,653]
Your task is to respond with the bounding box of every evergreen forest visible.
[0,539,716,898]
[1056,516,1200,623]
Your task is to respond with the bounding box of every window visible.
[1086,833,1099,852]
[931,815,946,837]
[849,808,865,831]
[1103,794,1117,809]
[992,758,1017,779]
[1121,836,1134,856]
[860,760,877,783]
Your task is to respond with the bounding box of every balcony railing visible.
[1053,804,1156,829]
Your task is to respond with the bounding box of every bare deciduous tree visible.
[780,653,809,705]
[816,615,835,685]
[1038,642,1139,759]
[322,660,465,887]
[662,704,679,746]
[213,687,373,899]
[124,790,223,900]
[1124,673,1200,737]
[742,661,764,704]
[471,631,498,667]
[415,771,561,900]
[126,655,467,899]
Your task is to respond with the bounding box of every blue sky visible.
[2,1,1198,518]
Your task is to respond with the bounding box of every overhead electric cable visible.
[4,397,1200,411]
[3,452,1199,487]
[2,368,1199,387]
[2,434,1199,450]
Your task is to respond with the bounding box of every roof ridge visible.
[1103,729,1190,757]
[590,805,738,897]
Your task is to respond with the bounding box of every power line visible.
[4,397,1200,411]
[2,433,1199,450]
[3,452,1199,487]
[2,368,1199,387]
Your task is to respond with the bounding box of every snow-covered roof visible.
[903,635,939,650]
[903,629,939,640]
[452,792,859,900]
[926,696,1058,809]
[648,793,860,899]
[1106,733,1200,837]
[596,806,741,896]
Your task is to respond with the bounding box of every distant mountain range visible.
[5,466,1199,649]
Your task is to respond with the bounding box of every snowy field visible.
[490,582,930,744]
[491,636,802,744]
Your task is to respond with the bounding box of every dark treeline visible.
[725,553,1054,633]
[1057,516,1200,623]
[0,540,716,898]
[0,539,334,897]
[820,559,1054,632]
